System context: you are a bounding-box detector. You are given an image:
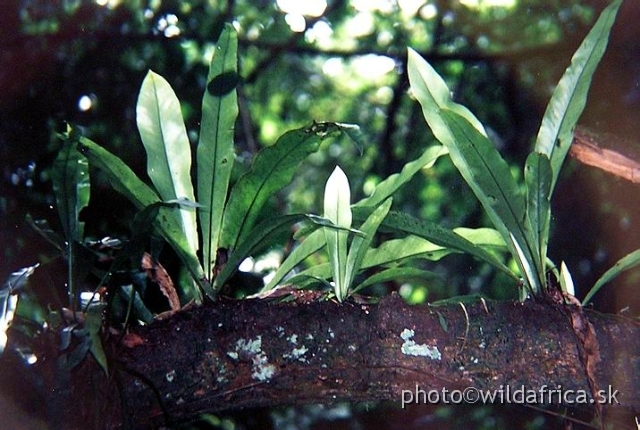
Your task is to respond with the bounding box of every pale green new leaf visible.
[323,166,352,301]
[343,198,392,297]
[197,24,239,280]
[77,137,205,291]
[221,124,339,250]
[534,0,622,192]
[559,261,575,296]
[524,152,552,281]
[137,70,197,253]
[582,249,640,305]
[355,145,448,208]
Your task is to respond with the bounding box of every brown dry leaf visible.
[567,304,602,416]
[141,252,181,311]
[122,332,145,348]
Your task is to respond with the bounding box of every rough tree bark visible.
[6,294,639,429]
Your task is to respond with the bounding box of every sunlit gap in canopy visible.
[459,0,517,10]
[323,55,396,79]
[277,0,328,32]
[94,0,122,8]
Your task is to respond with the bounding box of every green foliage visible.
[263,144,451,299]
[77,136,207,298]
[320,162,394,303]
[533,0,623,194]
[408,50,543,297]
[198,25,238,281]
[0,264,38,355]
[52,135,91,309]
[137,70,199,253]
[323,166,354,302]
[75,26,353,301]
[221,125,341,251]
[407,0,622,299]
[582,249,640,305]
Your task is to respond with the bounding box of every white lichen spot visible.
[401,328,414,340]
[236,336,262,354]
[176,397,185,405]
[165,370,176,382]
[229,335,277,381]
[306,333,314,340]
[251,354,276,381]
[327,328,335,339]
[284,345,309,362]
[287,334,298,344]
[348,344,357,352]
[400,328,442,360]
[276,326,285,337]
[479,340,486,349]
[217,323,223,328]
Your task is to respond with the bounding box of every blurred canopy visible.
[2,0,640,309]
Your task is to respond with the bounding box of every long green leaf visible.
[362,229,506,269]
[343,198,392,298]
[52,138,90,242]
[197,24,239,281]
[263,215,506,293]
[524,152,552,280]
[407,51,538,290]
[407,48,487,135]
[221,124,339,250]
[289,227,504,287]
[355,145,448,207]
[137,70,198,253]
[534,0,622,192]
[262,228,326,292]
[323,166,352,301]
[354,209,515,279]
[214,214,310,290]
[53,136,90,309]
[77,137,206,294]
[582,249,640,305]
[352,267,438,294]
[291,227,509,285]
[441,109,541,292]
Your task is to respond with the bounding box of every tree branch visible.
[100,295,639,428]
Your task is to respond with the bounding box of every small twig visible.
[457,302,470,354]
